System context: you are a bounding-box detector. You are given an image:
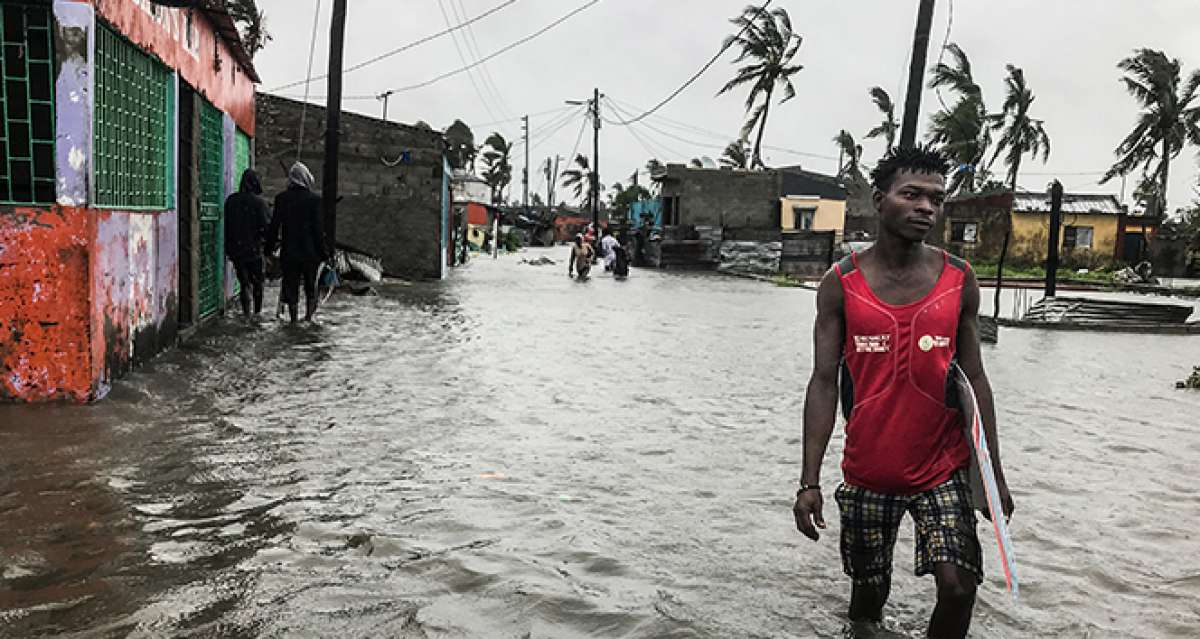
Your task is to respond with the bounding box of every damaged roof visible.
[1013,191,1123,215]
[196,0,261,83]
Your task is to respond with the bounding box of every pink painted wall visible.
[89,0,256,135]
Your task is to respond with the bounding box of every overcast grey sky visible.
[253,0,1200,211]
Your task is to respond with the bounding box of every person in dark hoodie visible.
[224,168,271,316]
[266,162,329,323]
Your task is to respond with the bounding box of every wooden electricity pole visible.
[898,0,936,148]
[323,0,348,250]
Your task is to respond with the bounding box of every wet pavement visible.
[3,247,1200,638]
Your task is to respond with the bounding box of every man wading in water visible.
[568,234,595,279]
[793,145,1014,638]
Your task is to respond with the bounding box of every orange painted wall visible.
[89,0,256,135]
[0,206,95,401]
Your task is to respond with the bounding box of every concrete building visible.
[254,94,450,280]
[1,0,258,402]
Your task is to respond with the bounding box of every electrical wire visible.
[267,0,520,92]
[451,0,518,121]
[436,0,500,123]
[296,0,322,160]
[604,0,773,125]
[378,0,600,95]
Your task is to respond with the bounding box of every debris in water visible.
[1177,367,1200,389]
[520,256,556,266]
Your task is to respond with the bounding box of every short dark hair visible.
[870,144,952,192]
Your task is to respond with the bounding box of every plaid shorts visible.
[834,469,983,586]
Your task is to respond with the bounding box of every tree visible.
[480,132,513,204]
[833,130,863,181]
[227,0,272,59]
[689,158,704,168]
[865,87,898,152]
[1102,49,1200,217]
[609,182,652,220]
[645,158,665,176]
[717,5,804,169]
[560,154,595,211]
[987,64,1051,191]
[530,192,545,208]
[926,43,991,195]
[720,140,750,169]
[445,120,476,171]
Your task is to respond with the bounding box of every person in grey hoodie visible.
[267,162,329,323]
[224,168,270,315]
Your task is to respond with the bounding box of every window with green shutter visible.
[94,21,172,209]
[0,3,56,205]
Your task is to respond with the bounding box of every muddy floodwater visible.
[3,248,1200,638]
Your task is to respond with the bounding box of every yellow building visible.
[1009,192,1124,264]
[780,195,846,241]
[778,168,848,243]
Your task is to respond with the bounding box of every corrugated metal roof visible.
[1013,191,1122,215]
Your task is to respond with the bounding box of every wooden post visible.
[323,0,348,251]
[898,0,936,148]
[1045,180,1064,298]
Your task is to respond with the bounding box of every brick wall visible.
[254,94,447,279]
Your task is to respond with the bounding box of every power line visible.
[295,0,322,159]
[607,96,839,163]
[529,110,587,150]
[436,0,501,123]
[379,0,601,95]
[451,0,518,121]
[604,0,773,126]
[473,106,574,129]
[267,0,520,92]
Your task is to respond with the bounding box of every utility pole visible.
[1045,180,1064,298]
[592,87,601,237]
[550,155,561,209]
[898,0,936,148]
[377,90,395,121]
[323,0,349,250]
[522,115,530,217]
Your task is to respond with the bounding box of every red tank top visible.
[835,250,971,495]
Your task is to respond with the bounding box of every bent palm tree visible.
[720,140,750,169]
[926,43,990,195]
[481,132,513,204]
[988,64,1051,191]
[866,87,898,152]
[1101,49,1200,217]
[717,5,804,170]
[560,154,594,211]
[833,130,863,181]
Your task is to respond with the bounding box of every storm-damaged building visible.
[0,0,258,401]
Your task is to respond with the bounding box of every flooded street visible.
[3,248,1200,638]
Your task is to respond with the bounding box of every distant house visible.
[938,190,1147,266]
[654,164,846,234]
[779,169,848,242]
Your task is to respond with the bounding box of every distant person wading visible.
[267,162,330,323]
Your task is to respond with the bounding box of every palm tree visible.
[1101,49,1200,217]
[228,0,271,58]
[645,158,665,176]
[865,87,898,152]
[560,154,595,211]
[720,140,750,169]
[481,132,513,204]
[987,64,1051,191]
[445,120,476,171]
[717,5,804,170]
[926,43,990,195]
[833,130,863,180]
